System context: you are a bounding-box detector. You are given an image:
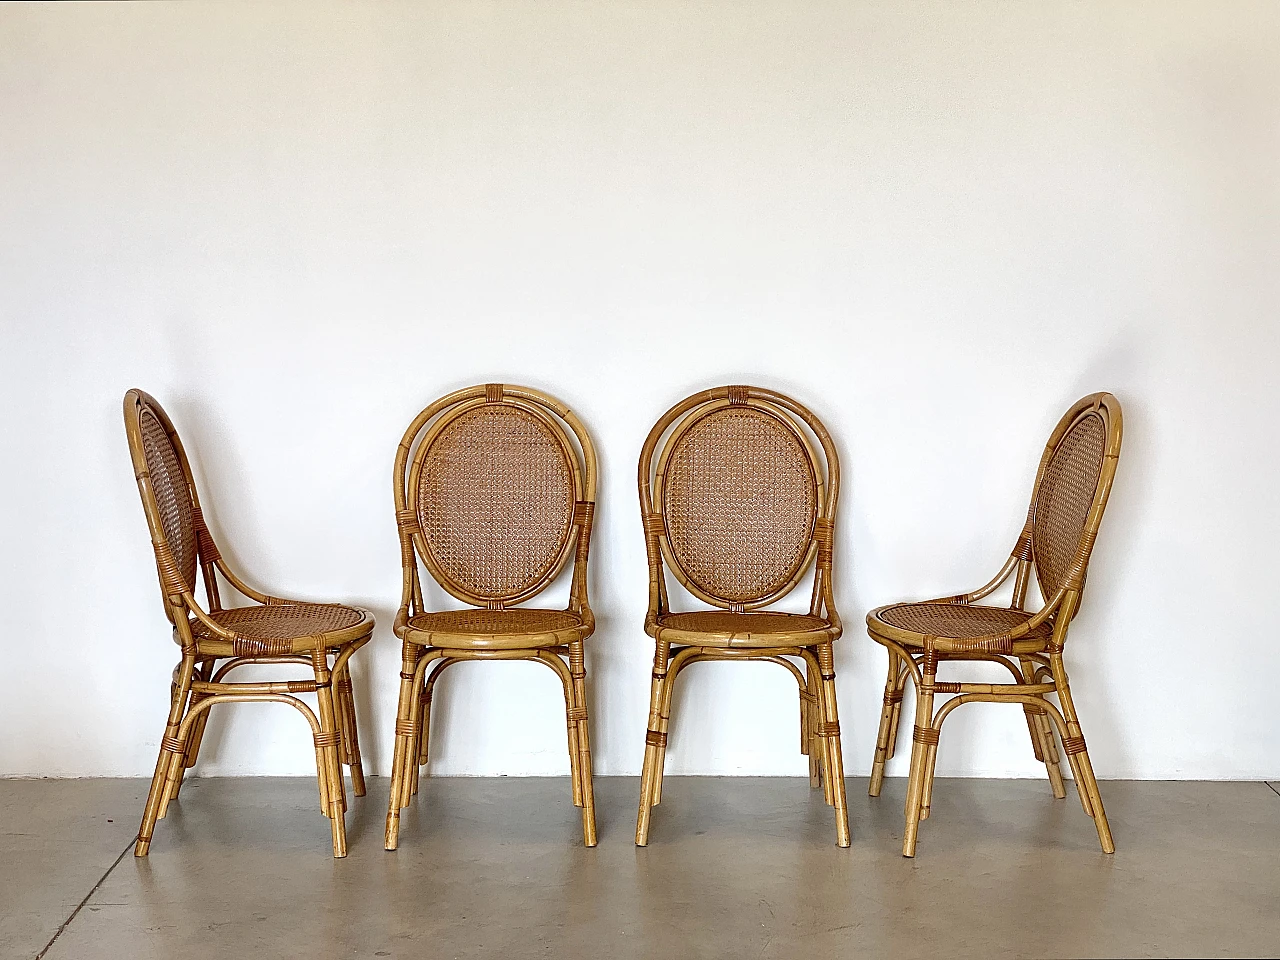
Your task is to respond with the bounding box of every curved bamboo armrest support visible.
[819,584,843,635]
[178,591,241,642]
[573,599,596,635]
[394,604,412,636]
[212,557,303,606]
[925,553,1020,606]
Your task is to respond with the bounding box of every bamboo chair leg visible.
[816,644,850,847]
[335,660,366,798]
[902,652,937,858]
[809,652,835,808]
[312,650,347,858]
[569,642,597,847]
[385,644,421,851]
[869,649,901,797]
[1036,711,1067,799]
[417,657,457,772]
[806,662,823,789]
[885,662,906,762]
[406,658,434,809]
[417,687,432,768]
[1051,657,1114,853]
[564,667,584,809]
[136,654,197,857]
[919,740,939,821]
[175,660,216,798]
[635,643,670,846]
[1020,657,1066,799]
[409,738,422,798]
[651,658,681,808]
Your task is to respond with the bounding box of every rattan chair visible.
[866,393,1123,856]
[385,384,599,849]
[122,390,373,858]
[635,385,849,847]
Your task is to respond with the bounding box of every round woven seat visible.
[403,606,590,650]
[867,602,1053,649]
[652,610,837,648]
[188,602,373,655]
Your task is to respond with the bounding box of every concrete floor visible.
[6,777,1279,959]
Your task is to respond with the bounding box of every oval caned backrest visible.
[123,390,202,614]
[642,386,837,611]
[400,384,594,608]
[1027,393,1123,606]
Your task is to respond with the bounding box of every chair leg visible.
[312,650,347,858]
[174,659,216,798]
[815,643,850,847]
[415,657,457,791]
[886,664,905,763]
[1020,657,1066,799]
[136,653,197,857]
[652,653,684,809]
[1036,711,1068,799]
[869,649,903,797]
[805,661,823,790]
[569,642,597,847]
[335,660,366,798]
[564,669,584,810]
[918,739,939,821]
[902,650,937,858]
[385,644,422,851]
[635,642,670,846]
[1051,657,1114,854]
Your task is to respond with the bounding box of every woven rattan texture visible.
[139,409,197,591]
[663,407,817,603]
[1033,412,1106,598]
[194,603,364,640]
[408,608,581,636]
[416,405,574,600]
[658,610,830,636]
[875,602,1052,640]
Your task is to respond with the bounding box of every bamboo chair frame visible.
[122,389,374,858]
[635,385,849,847]
[866,393,1123,856]
[385,383,599,849]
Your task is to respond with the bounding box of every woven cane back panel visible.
[662,406,818,604]
[416,404,575,601]
[1032,411,1106,599]
[139,408,197,592]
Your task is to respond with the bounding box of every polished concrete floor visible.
[6,776,1279,959]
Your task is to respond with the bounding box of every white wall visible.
[2,1,1277,780]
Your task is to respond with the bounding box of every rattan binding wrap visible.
[635,385,850,848]
[387,384,600,850]
[864,393,1123,859]
[122,389,374,860]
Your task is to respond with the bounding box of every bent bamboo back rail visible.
[122,389,373,858]
[385,383,600,849]
[635,385,850,847]
[865,392,1123,856]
